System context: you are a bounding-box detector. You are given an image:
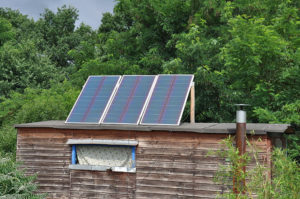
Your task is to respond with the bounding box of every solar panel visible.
[102,75,156,124]
[66,76,121,123]
[140,74,194,125]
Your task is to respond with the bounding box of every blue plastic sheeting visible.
[132,146,136,168]
[141,75,193,125]
[72,145,76,164]
[103,75,155,124]
[66,76,120,123]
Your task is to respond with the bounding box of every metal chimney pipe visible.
[233,104,249,194]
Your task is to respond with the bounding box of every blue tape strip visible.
[132,146,136,168]
[72,145,76,164]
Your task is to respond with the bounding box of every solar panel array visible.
[66,74,193,125]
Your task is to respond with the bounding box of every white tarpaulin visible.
[76,145,132,167]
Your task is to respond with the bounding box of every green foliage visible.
[0,155,44,198]
[68,24,97,69]
[254,100,300,162]
[0,39,62,97]
[254,100,300,125]
[0,17,14,46]
[35,5,98,70]
[222,16,287,91]
[0,8,36,41]
[0,1,299,196]
[270,149,300,198]
[36,5,79,67]
[286,131,300,164]
[0,126,16,156]
[212,136,300,198]
[72,58,145,86]
[211,136,251,197]
[0,81,79,126]
[14,85,78,124]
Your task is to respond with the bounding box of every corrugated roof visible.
[14,120,292,135]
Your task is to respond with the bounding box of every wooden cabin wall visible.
[16,128,271,199]
[17,128,72,198]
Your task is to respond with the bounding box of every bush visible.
[0,154,44,198]
[213,136,300,198]
[0,126,16,156]
[0,81,79,126]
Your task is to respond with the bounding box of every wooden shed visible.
[15,121,291,199]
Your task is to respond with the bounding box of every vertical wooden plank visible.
[266,136,272,179]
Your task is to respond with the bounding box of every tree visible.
[0,8,36,41]
[68,23,97,70]
[0,17,14,46]
[0,39,62,97]
[36,5,79,68]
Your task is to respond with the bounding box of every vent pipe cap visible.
[234,104,250,123]
[234,104,250,110]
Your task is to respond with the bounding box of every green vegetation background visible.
[0,0,299,197]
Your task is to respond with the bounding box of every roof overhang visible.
[14,120,294,135]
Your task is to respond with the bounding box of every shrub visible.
[213,136,300,198]
[0,154,44,198]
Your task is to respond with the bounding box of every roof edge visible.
[14,120,294,135]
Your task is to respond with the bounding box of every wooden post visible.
[266,138,272,179]
[190,82,195,123]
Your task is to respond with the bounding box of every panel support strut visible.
[190,82,195,123]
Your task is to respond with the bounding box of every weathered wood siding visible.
[70,170,135,199]
[17,128,270,198]
[17,128,71,198]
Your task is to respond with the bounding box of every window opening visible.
[70,144,136,172]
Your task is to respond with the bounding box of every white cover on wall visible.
[77,145,132,167]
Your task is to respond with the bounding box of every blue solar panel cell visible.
[66,76,120,123]
[102,75,156,124]
[140,75,193,125]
